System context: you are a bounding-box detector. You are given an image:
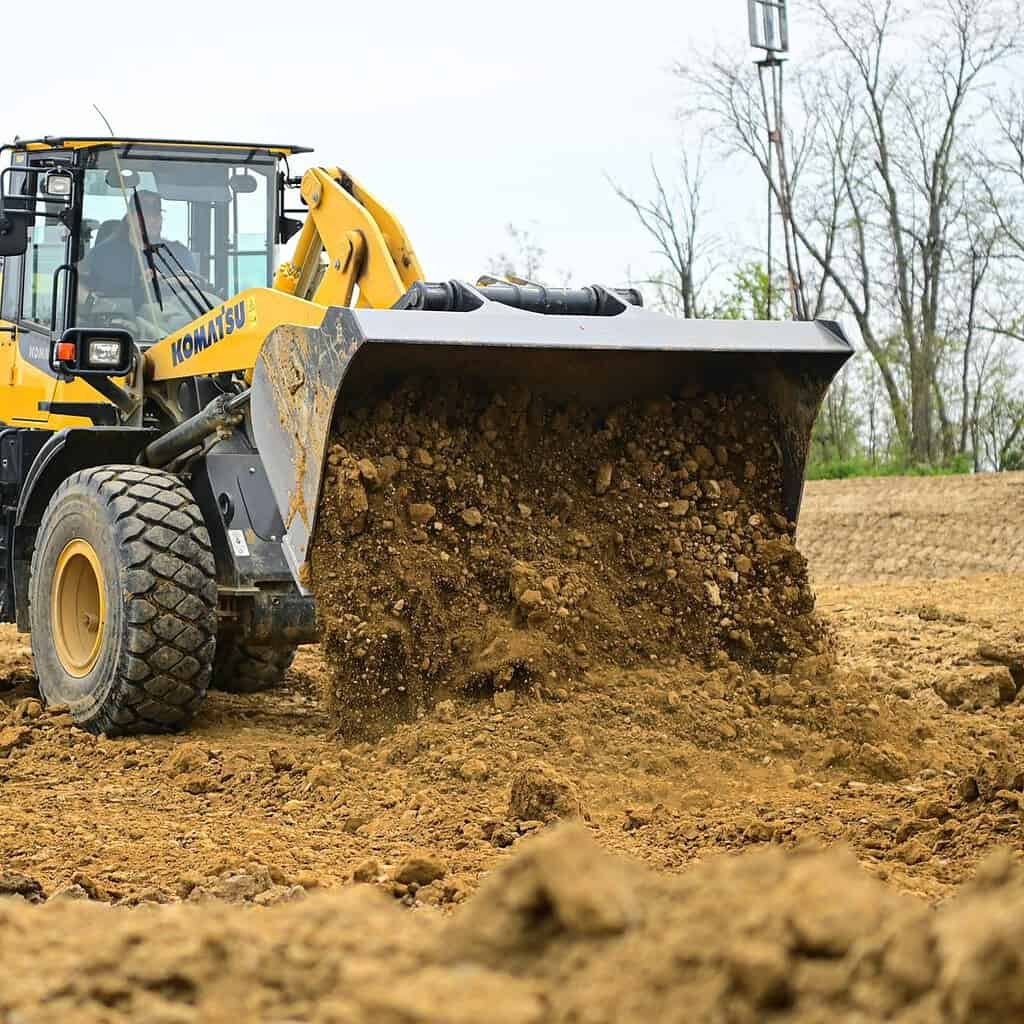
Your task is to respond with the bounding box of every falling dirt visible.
[310,380,823,732]
[3,472,1024,1021]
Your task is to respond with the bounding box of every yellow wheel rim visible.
[52,539,107,678]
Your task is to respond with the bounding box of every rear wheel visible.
[29,466,217,735]
[211,637,297,693]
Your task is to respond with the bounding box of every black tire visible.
[28,465,217,735]
[211,637,297,693]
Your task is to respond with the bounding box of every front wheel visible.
[28,466,218,735]
[210,637,297,694]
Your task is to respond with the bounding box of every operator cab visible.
[0,137,310,347]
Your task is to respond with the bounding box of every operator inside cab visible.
[80,189,197,309]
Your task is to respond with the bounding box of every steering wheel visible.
[154,271,223,304]
[86,310,139,332]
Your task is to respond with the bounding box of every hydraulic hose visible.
[395,280,643,316]
[142,389,250,468]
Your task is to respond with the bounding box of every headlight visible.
[53,328,133,376]
[43,171,73,197]
[87,340,124,367]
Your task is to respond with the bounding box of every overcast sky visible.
[2,1,775,290]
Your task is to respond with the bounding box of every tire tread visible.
[211,639,296,694]
[29,465,217,735]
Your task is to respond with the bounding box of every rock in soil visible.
[508,762,587,823]
[0,873,45,903]
[393,851,448,887]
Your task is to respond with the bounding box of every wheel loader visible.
[0,136,852,734]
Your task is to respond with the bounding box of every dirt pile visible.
[311,379,825,731]
[4,571,1024,908]
[5,824,1024,1023]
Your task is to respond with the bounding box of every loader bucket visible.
[249,286,853,590]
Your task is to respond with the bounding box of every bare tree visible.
[486,223,547,282]
[686,0,1023,465]
[952,208,997,457]
[972,337,1024,467]
[812,359,861,464]
[609,151,717,317]
[985,87,1024,342]
[858,355,893,464]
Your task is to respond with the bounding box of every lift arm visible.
[273,167,424,309]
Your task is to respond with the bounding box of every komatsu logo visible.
[170,300,248,367]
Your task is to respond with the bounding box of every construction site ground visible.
[3,471,1024,1021]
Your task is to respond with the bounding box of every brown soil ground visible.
[2,471,1024,1021]
[800,471,1024,583]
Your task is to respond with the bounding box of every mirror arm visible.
[85,374,137,419]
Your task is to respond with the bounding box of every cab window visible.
[23,213,69,329]
[77,149,274,340]
[0,253,20,322]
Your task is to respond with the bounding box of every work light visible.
[52,328,134,377]
[87,340,124,368]
[43,171,73,198]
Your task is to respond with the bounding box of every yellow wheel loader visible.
[0,136,852,734]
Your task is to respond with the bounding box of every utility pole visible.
[748,0,808,321]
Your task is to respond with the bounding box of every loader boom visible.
[273,167,423,308]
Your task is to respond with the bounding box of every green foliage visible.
[709,263,781,320]
[807,453,972,480]
[1002,447,1024,471]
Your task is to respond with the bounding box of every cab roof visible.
[10,136,312,156]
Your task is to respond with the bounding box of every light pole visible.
[748,0,807,320]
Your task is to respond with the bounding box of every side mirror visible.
[52,328,134,377]
[0,215,27,257]
[228,172,259,194]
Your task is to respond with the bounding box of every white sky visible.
[1,1,772,289]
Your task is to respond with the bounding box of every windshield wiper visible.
[148,243,212,320]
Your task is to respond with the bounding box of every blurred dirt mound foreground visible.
[311,380,825,731]
[4,825,1024,1023]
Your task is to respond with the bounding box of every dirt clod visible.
[352,859,380,884]
[508,762,586,823]
[934,666,1017,709]
[7,829,1024,1023]
[0,873,45,903]
[165,741,209,775]
[0,726,30,758]
[393,852,448,887]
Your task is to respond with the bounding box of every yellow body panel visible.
[274,168,423,309]
[145,289,329,381]
[0,319,120,429]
